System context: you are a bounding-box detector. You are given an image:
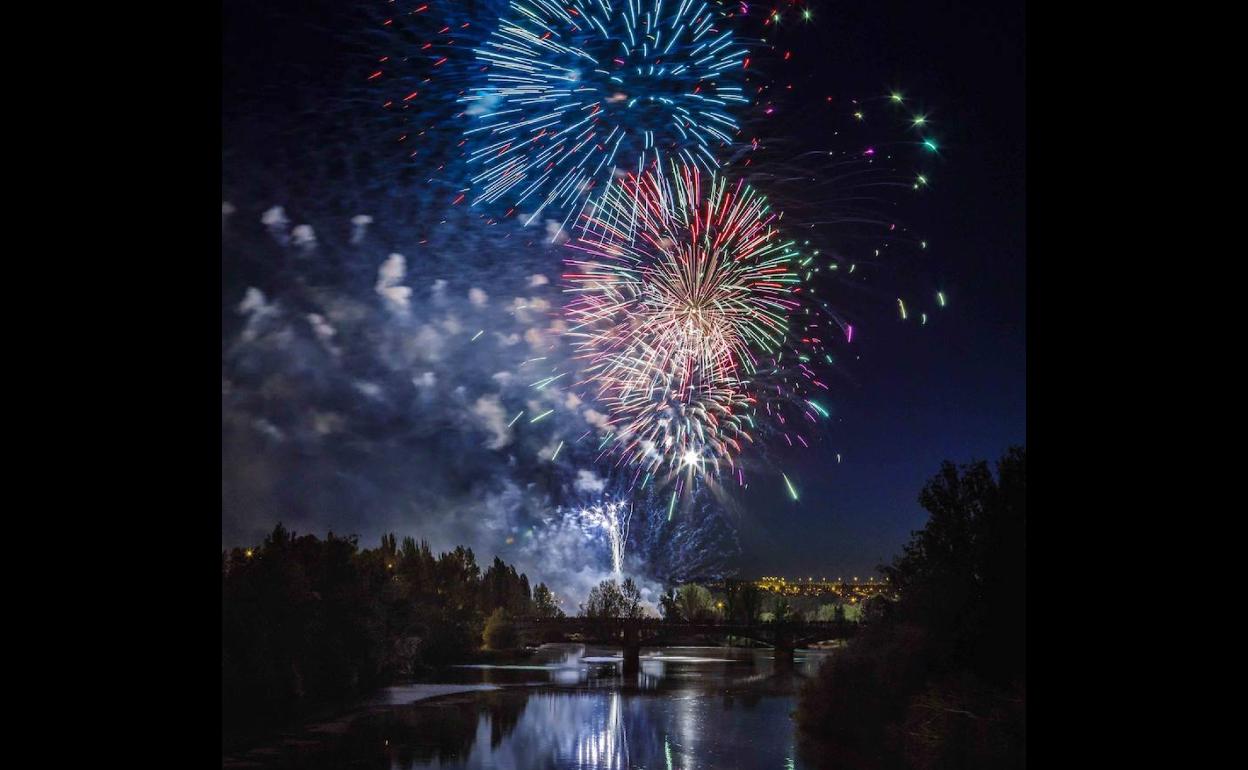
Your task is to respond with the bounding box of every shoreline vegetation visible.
[795,446,1026,770]
[222,529,554,752]
[222,535,873,754]
[223,446,1024,768]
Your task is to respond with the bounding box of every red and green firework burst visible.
[564,161,802,479]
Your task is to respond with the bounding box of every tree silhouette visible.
[797,447,1026,770]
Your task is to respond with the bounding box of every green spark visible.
[912,115,927,127]
[782,473,799,501]
[923,139,938,152]
[890,92,904,102]
[529,409,554,423]
[530,372,567,390]
[898,298,908,320]
[668,490,678,520]
[937,291,947,307]
[853,111,864,120]
[807,400,830,418]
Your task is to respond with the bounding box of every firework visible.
[564,160,801,478]
[577,499,633,574]
[461,0,750,224]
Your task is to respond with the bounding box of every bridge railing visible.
[513,617,859,643]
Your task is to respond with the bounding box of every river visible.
[225,643,838,769]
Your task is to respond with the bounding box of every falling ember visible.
[782,473,799,501]
[529,409,554,423]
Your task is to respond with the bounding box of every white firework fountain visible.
[578,500,632,576]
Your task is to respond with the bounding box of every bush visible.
[482,607,519,650]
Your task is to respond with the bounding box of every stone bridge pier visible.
[771,627,795,670]
[621,622,641,677]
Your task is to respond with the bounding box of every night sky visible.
[222,0,1025,597]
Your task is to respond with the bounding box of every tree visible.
[813,603,846,622]
[796,447,1026,770]
[882,446,1026,685]
[770,597,796,624]
[580,577,645,619]
[738,582,764,626]
[482,607,519,650]
[533,583,564,619]
[658,587,679,620]
[674,584,716,622]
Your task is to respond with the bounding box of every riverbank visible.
[222,683,502,769]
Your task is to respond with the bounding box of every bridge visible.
[514,617,858,675]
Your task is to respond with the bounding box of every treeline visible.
[659,581,870,624]
[222,525,561,741]
[797,447,1026,770]
[573,576,870,625]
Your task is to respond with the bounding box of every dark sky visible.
[222,0,1024,589]
[730,1,1026,576]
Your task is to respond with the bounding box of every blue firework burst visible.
[462,0,750,225]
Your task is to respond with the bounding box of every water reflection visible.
[234,645,829,769]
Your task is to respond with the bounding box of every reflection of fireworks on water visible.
[577,499,632,575]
